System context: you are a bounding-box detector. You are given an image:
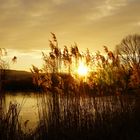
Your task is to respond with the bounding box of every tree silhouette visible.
[116,34,140,69]
[116,34,140,88]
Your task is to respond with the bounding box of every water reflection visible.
[4,92,39,131]
[1,92,136,132]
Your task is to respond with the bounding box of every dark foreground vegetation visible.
[0,92,140,140]
[0,34,140,139]
[35,92,140,140]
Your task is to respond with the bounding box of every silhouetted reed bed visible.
[0,33,140,139]
[27,33,140,139]
[32,92,140,140]
[0,92,140,140]
[0,95,24,140]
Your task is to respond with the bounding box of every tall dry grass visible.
[0,95,23,140]
[31,33,140,96]
[32,91,140,140]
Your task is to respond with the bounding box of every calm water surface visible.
[2,92,136,131]
[4,92,40,130]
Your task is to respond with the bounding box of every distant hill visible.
[1,69,38,91]
[4,69,32,80]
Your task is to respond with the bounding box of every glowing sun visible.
[77,62,88,76]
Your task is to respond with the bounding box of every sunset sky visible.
[0,0,140,71]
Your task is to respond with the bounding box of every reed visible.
[0,98,23,140]
[0,91,139,140]
[33,92,140,140]
[0,34,140,140]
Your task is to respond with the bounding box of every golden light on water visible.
[77,62,88,76]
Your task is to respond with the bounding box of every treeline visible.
[31,33,140,95]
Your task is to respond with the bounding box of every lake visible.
[1,92,41,131]
[0,91,136,132]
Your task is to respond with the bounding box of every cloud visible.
[1,0,140,70]
[137,22,140,26]
[0,0,140,53]
[86,0,128,21]
[133,21,140,27]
